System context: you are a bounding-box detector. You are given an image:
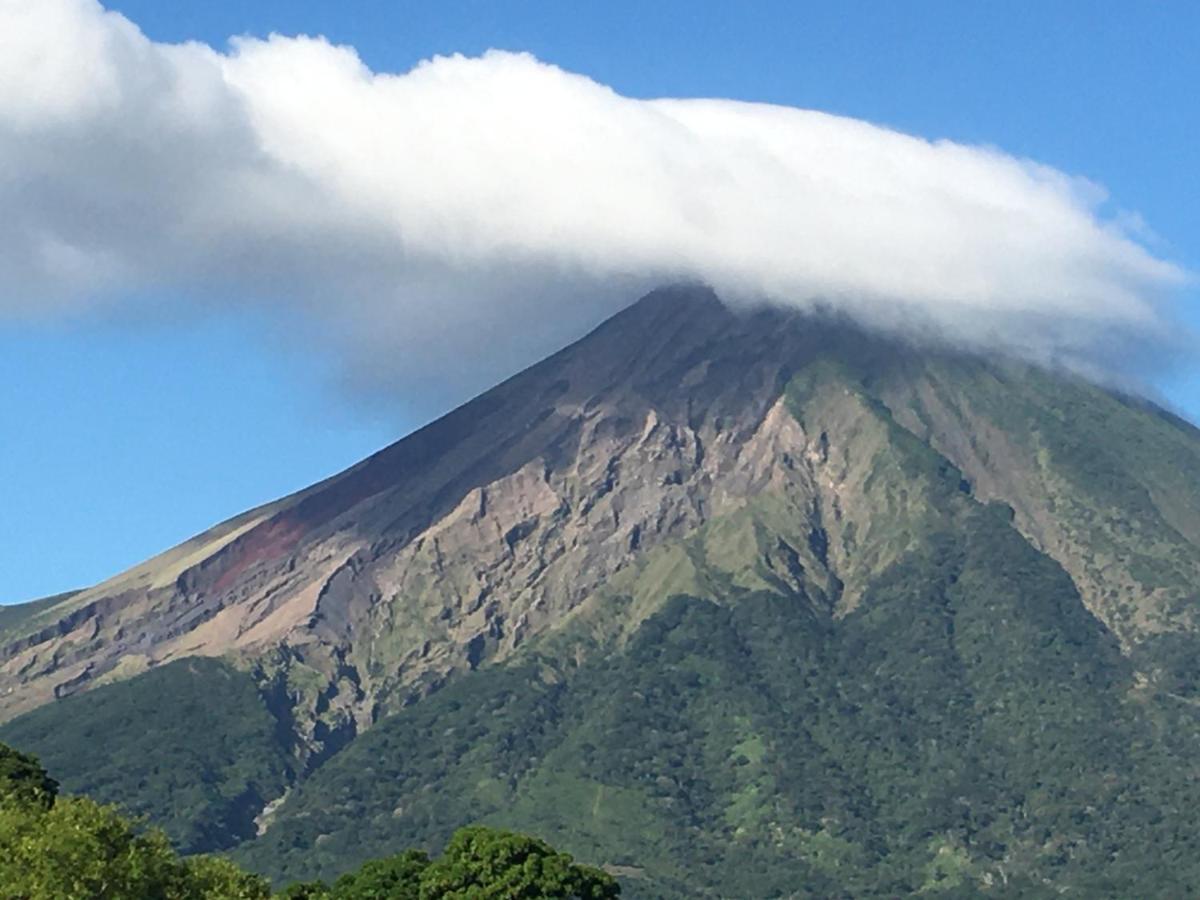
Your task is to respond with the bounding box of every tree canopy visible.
[0,741,618,899]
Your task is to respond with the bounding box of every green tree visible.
[276,881,334,899]
[0,795,182,899]
[418,826,619,899]
[0,742,57,811]
[182,855,273,900]
[0,742,623,899]
[0,740,278,900]
[331,848,429,899]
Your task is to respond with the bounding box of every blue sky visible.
[3,0,1197,603]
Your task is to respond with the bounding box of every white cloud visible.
[0,0,1190,408]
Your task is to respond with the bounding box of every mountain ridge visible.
[4,285,1200,895]
[4,285,1199,721]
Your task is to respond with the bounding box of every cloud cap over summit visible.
[0,0,1190,403]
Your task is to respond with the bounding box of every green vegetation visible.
[2,742,270,899]
[0,741,616,899]
[0,657,295,853]
[326,826,617,899]
[0,742,57,810]
[880,357,1200,637]
[0,590,76,639]
[235,518,1200,896]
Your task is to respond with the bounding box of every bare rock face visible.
[4,285,1200,759]
[0,288,824,746]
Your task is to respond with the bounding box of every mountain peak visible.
[5,287,1200,894]
[3,285,1199,735]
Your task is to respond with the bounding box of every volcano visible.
[4,286,1200,896]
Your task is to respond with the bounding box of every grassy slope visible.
[876,358,1200,640]
[0,591,79,640]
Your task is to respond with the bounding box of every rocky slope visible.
[2,288,841,737]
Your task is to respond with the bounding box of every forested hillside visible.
[0,742,617,899]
